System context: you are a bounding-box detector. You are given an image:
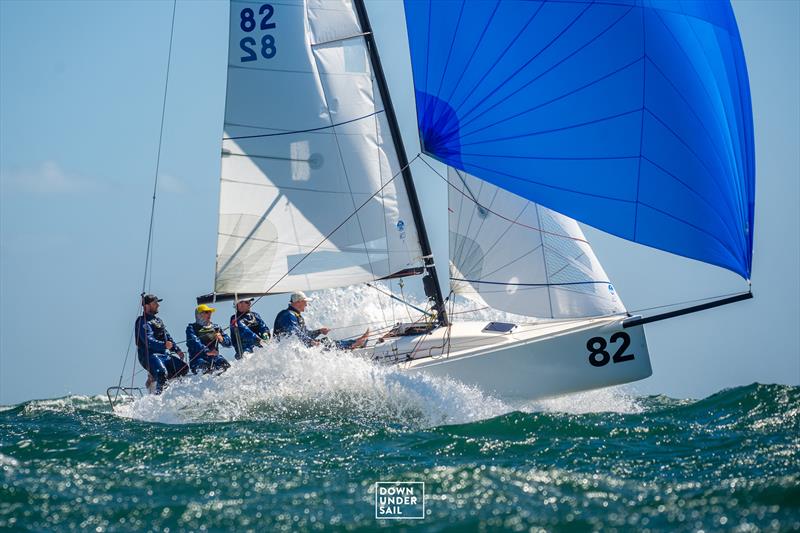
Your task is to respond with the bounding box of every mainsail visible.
[448,168,625,319]
[404,0,755,280]
[215,0,425,295]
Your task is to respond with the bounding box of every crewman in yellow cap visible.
[186,303,232,374]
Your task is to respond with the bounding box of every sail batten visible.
[405,0,755,279]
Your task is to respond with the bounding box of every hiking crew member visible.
[230,297,270,359]
[186,304,232,374]
[273,291,369,350]
[135,294,188,394]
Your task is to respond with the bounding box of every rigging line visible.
[448,306,489,316]
[244,155,421,308]
[115,302,139,391]
[451,278,612,287]
[125,0,177,389]
[366,283,432,317]
[223,111,383,140]
[141,0,177,294]
[314,58,386,327]
[627,290,749,315]
[420,156,589,243]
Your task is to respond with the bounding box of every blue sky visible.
[1,0,798,405]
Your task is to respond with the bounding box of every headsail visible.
[216,0,424,295]
[448,168,625,319]
[404,0,755,279]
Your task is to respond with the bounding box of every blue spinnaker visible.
[404,0,755,279]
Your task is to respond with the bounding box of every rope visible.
[141,0,178,294]
[118,0,178,390]
[626,291,749,316]
[240,154,420,310]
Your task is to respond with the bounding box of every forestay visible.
[404,0,755,279]
[448,168,625,319]
[216,0,424,295]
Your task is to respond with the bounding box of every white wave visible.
[522,386,645,415]
[117,337,510,427]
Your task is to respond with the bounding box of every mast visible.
[353,0,448,326]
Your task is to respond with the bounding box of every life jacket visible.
[238,312,262,334]
[191,322,219,351]
[288,308,305,331]
[231,311,268,353]
[137,315,167,347]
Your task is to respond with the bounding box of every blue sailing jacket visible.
[273,306,322,347]
[186,322,232,361]
[230,311,270,355]
[135,313,182,360]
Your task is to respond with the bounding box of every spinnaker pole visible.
[353,0,449,325]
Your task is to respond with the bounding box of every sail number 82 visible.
[240,5,276,62]
[587,332,634,367]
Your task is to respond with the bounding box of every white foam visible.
[522,386,644,415]
[117,337,510,427]
[117,284,640,425]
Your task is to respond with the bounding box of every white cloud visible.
[1,161,93,193]
[158,173,186,194]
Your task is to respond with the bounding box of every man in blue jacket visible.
[186,304,232,374]
[230,297,270,359]
[273,291,369,349]
[135,294,188,394]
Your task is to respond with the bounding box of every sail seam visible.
[248,156,419,300]
[428,0,502,137]
[223,111,383,140]
[309,37,383,306]
[634,5,646,240]
[451,4,632,136]
[310,32,370,47]
[445,1,547,131]
[423,157,590,242]
[534,201,555,318]
[456,56,644,141]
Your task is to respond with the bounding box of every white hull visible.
[358,316,651,402]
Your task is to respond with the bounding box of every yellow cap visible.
[196,304,216,313]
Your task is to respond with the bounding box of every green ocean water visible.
[1,373,798,531]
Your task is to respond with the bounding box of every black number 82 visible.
[587,331,635,367]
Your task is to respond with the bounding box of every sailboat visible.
[192,0,753,403]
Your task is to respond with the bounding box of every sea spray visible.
[118,338,510,427]
[118,283,527,426]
